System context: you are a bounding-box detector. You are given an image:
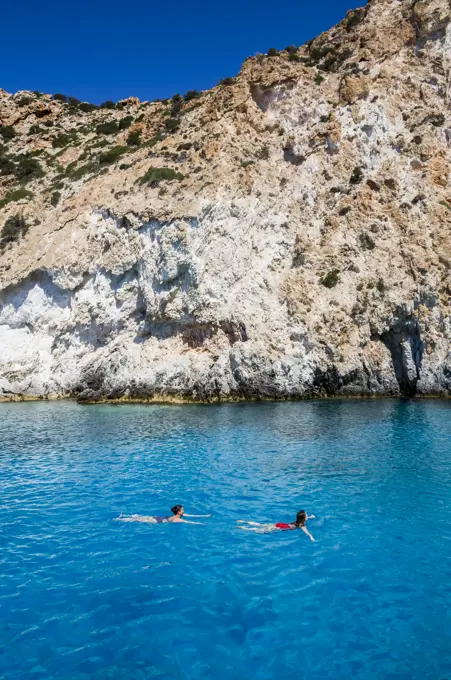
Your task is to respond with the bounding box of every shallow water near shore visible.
[1,399,451,679]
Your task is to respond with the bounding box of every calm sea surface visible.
[1,400,450,680]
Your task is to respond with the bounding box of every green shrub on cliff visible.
[0,150,16,176]
[98,146,129,164]
[139,167,184,185]
[0,126,16,142]
[142,133,164,148]
[164,118,180,133]
[376,278,386,294]
[184,90,201,102]
[170,94,183,116]
[15,155,44,182]
[0,189,33,209]
[78,102,98,113]
[218,77,236,86]
[52,132,77,148]
[321,269,340,288]
[29,125,43,135]
[50,191,61,206]
[88,138,109,149]
[126,130,141,146]
[17,96,33,107]
[360,233,375,250]
[96,121,119,135]
[0,214,29,247]
[118,116,134,130]
[66,163,96,180]
[350,166,364,184]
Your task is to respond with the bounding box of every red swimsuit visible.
[275,522,295,530]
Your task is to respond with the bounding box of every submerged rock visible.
[0,0,450,401]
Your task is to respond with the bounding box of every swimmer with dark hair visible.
[238,510,316,541]
[117,504,210,525]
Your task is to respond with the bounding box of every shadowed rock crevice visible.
[312,366,362,395]
[137,320,247,347]
[412,0,450,46]
[250,82,294,113]
[380,316,424,396]
[0,268,72,313]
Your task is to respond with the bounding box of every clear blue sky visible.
[1,0,364,104]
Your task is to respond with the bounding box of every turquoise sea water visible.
[1,399,451,680]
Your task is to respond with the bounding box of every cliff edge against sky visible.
[0,0,450,401]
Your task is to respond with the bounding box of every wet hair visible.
[171,504,183,515]
[294,510,307,527]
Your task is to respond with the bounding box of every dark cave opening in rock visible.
[380,316,424,396]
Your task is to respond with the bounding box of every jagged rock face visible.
[0,0,450,401]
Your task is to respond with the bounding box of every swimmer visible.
[116,504,210,525]
[237,510,316,541]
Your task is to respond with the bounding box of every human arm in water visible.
[183,514,211,518]
[301,525,315,541]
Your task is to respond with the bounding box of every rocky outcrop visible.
[0,0,450,401]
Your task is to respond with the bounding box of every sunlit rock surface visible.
[0,0,450,401]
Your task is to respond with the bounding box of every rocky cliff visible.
[0,0,450,402]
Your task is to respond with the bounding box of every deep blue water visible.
[1,400,451,680]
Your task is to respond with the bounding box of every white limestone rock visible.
[0,0,450,401]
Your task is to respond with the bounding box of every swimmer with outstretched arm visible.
[238,510,316,541]
[117,504,210,525]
